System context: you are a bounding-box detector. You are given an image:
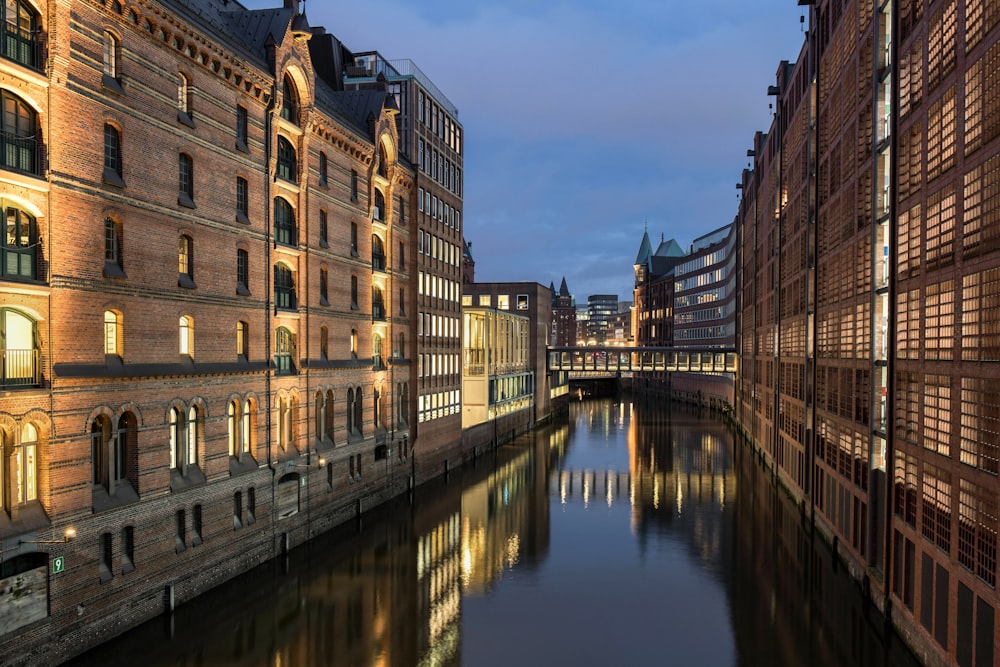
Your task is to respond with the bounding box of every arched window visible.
[274,264,296,310]
[102,31,119,80]
[277,395,293,451]
[103,124,123,180]
[378,144,388,178]
[275,326,293,374]
[354,387,364,437]
[277,136,296,182]
[281,75,298,124]
[346,388,355,435]
[318,152,328,185]
[186,405,199,469]
[237,320,248,359]
[169,407,184,471]
[325,390,335,440]
[314,391,324,442]
[177,72,193,121]
[179,315,193,356]
[228,400,240,457]
[178,235,193,278]
[273,197,296,246]
[103,310,121,357]
[19,422,37,504]
[2,0,41,69]
[371,234,386,271]
[373,386,381,429]
[373,189,385,221]
[178,153,194,202]
[243,399,254,456]
[372,286,385,320]
[350,328,358,358]
[1,308,37,387]
[115,412,133,489]
[2,206,36,279]
[372,334,383,369]
[0,90,38,174]
[104,216,123,272]
[92,415,111,489]
[320,325,328,360]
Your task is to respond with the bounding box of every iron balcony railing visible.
[2,348,39,387]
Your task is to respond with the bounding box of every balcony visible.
[2,349,39,387]
[2,24,44,71]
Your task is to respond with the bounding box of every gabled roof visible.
[654,238,685,258]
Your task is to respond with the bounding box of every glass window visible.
[179,316,193,356]
[104,124,122,176]
[179,153,193,200]
[0,90,38,174]
[236,105,248,146]
[274,197,296,246]
[277,137,296,182]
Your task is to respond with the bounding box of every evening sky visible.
[243,0,809,302]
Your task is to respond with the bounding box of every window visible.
[320,325,328,360]
[399,287,406,316]
[99,532,113,581]
[319,152,328,186]
[169,405,198,474]
[281,75,298,124]
[399,241,405,270]
[275,326,293,374]
[372,234,385,271]
[517,294,529,310]
[418,140,425,172]
[372,286,385,320]
[103,124,125,186]
[324,389,335,439]
[350,169,358,201]
[103,310,121,357]
[236,105,248,150]
[498,294,509,310]
[350,328,358,358]
[178,153,194,206]
[372,334,383,369]
[247,486,256,523]
[178,235,195,288]
[236,320,248,359]
[177,72,193,125]
[395,332,405,360]
[0,308,38,387]
[178,315,193,356]
[175,509,186,552]
[192,504,202,545]
[319,209,328,246]
[236,177,249,223]
[2,206,36,280]
[0,90,39,174]
[274,197,295,246]
[347,388,357,435]
[3,0,41,70]
[351,275,359,309]
[103,216,123,276]
[274,264,295,310]
[233,491,243,529]
[277,137,296,182]
[397,195,405,225]
[350,221,358,256]
[277,394,293,450]
[373,189,385,222]
[418,187,424,212]
[319,267,329,305]
[122,526,134,573]
[237,249,249,295]
[91,415,111,490]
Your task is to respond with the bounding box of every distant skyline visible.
[244,0,808,301]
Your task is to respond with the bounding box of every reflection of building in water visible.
[415,512,462,667]
[460,437,550,595]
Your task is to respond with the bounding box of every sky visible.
[245,0,808,302]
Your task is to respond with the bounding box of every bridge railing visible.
[547,346,738,374]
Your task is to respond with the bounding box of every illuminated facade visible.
[461,307,533,427]
[344,52,465,475]
[0,0,441,661]
[736,2,1000,665]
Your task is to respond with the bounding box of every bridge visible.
[547,346,738,378]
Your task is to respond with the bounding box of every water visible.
[68,398,919,667]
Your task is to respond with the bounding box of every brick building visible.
[549,276,576,347]
[0,0,468,662]
[736,2,1000,665]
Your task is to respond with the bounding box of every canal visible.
[67,397,920,666]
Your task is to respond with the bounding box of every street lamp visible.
[19,527,77,546]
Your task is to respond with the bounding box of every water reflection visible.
[67,399,916,667]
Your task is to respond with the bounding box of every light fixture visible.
[19,527,76,546]
[746,149,755,157]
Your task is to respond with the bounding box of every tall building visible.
[0,0,466,661]
[550,276,576,346]
[672,224,737,349]
[343,51,465,478]
[737,3,1000,665]
[586,294,618,343]
[631,229,685,346]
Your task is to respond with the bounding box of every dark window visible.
[372,287,385,321]
[236,105,248,149]
[274,197,295,246]
[319,210,328,246]
[175,508,186,552]
[351,275,358,309]
[372,234,385,271]
[274,264,295,310]
[398,241,405,270]
[3,0,41,69]
[319,152,328,185]
[275,326,293,374]
[399,287,405,316]
[103,124,123,182]
[100,531,113,580]
[247,486,256,523]
[178,153,194,205]
[373,189,385,221]
[121,526,134,572]
[2,206,36,279]
[281,76,298,124]
[91,415,110,488]
[350,169,358,201]
[192,504,203,546]
[397,195,404,224]
[236,177,249,222]
[350,222,358,256]
[104,217,122,268]
[233,491,243,529]
[320,326,328,360]
[0,90,39,174]
[277,136,296,182]
[319,268,328,304]
[237,249,249,294]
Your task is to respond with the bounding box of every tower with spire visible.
[550,276,577,346]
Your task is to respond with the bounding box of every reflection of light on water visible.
[606,475,613,508]
[653,474,660,510]
[718,477,726,510]
[583,471,590,508]
[505,534,520,568]
[560,471,567,505]
[676,478,684,516]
